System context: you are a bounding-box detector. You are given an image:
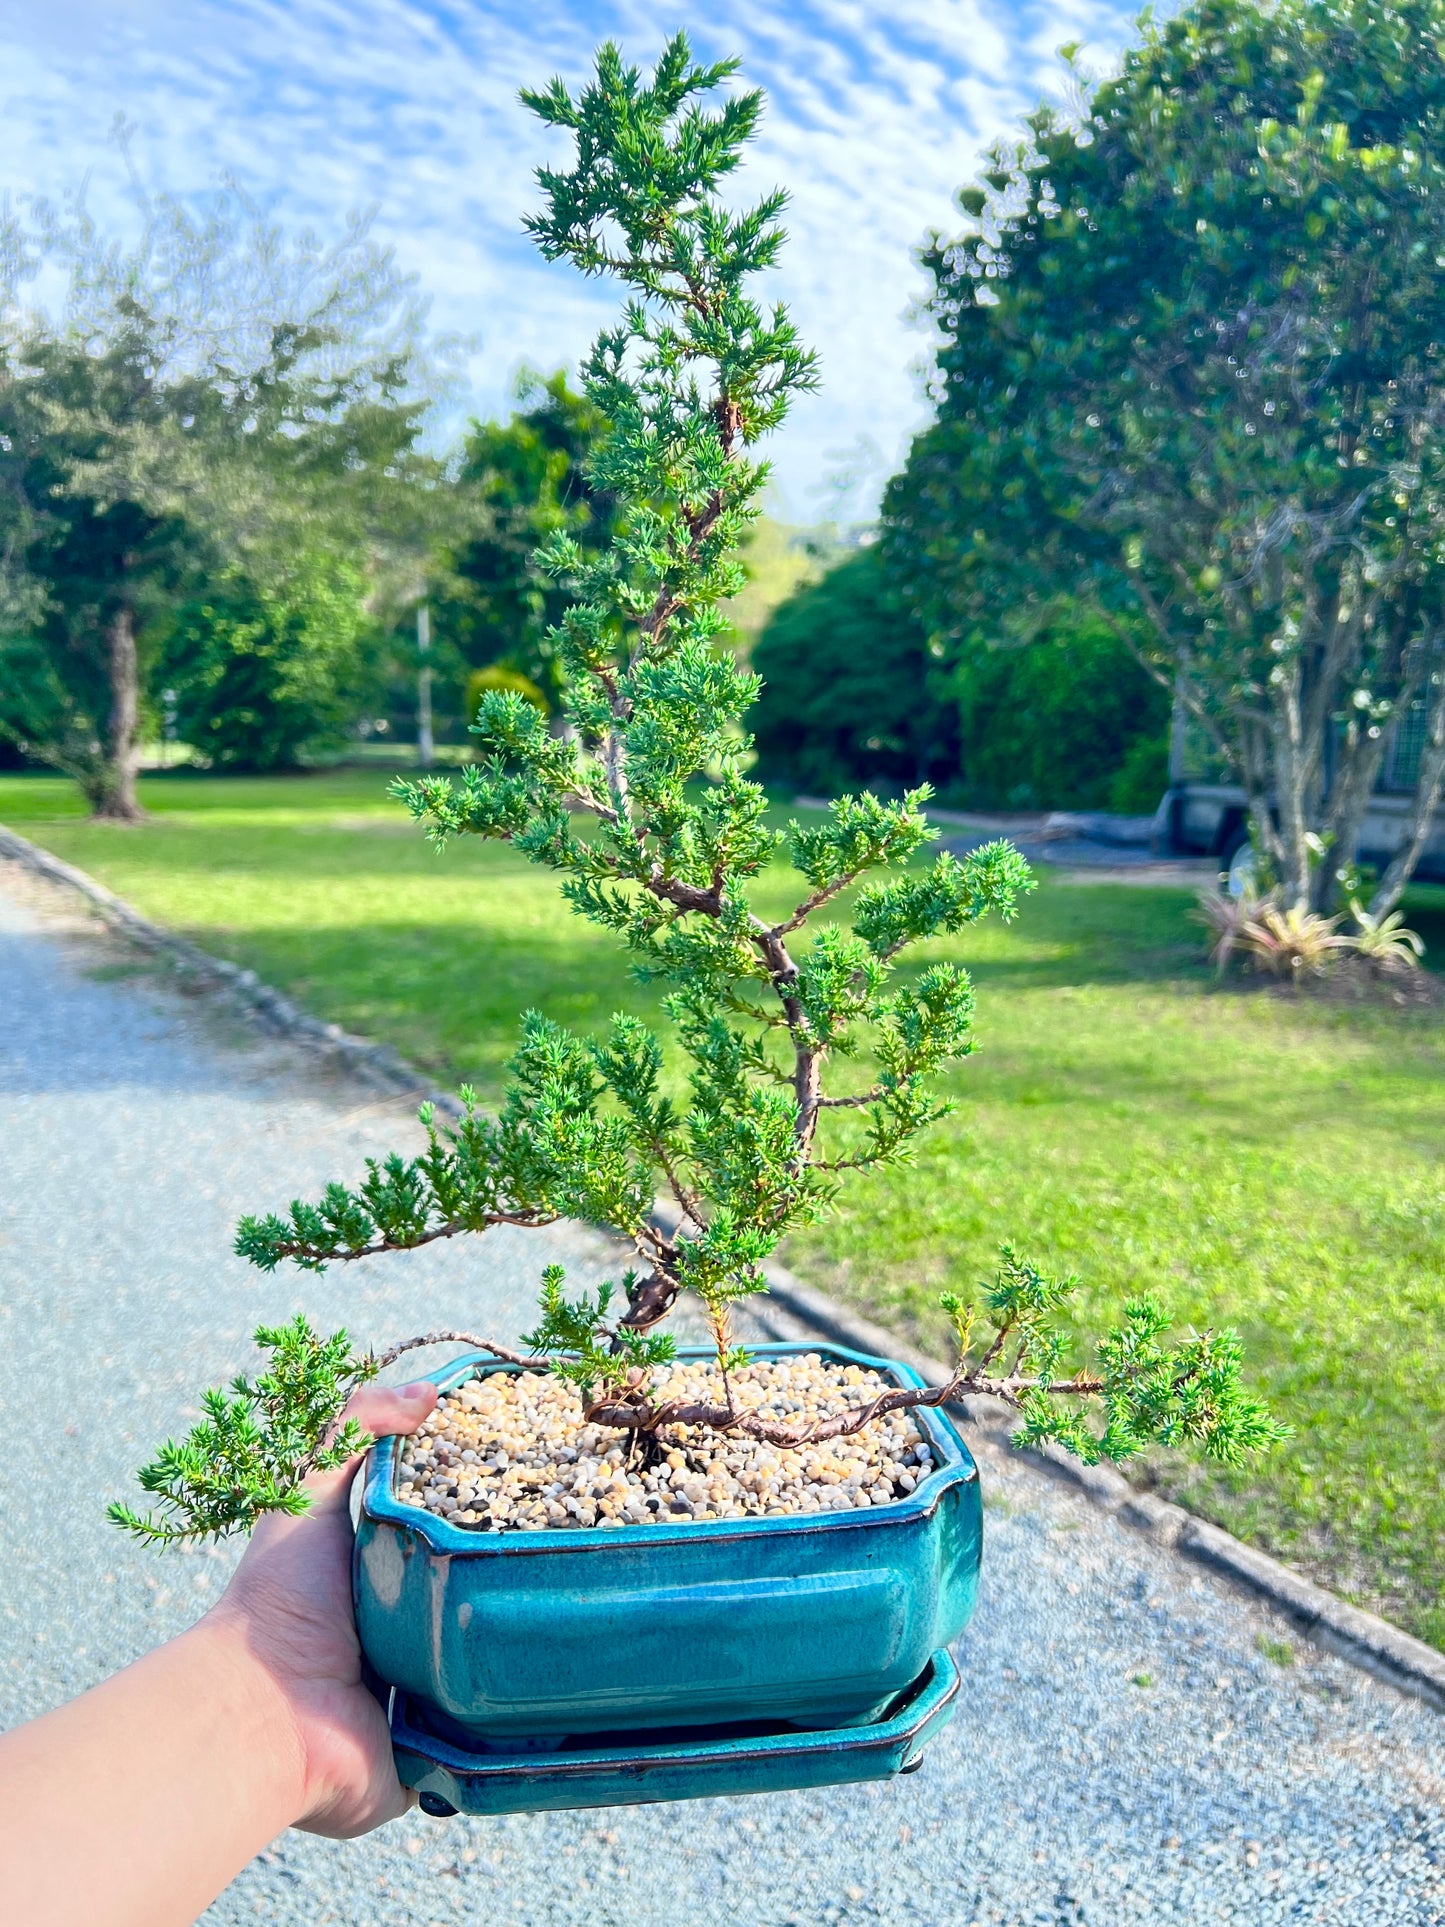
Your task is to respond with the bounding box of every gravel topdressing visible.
[395,1354,937,1530]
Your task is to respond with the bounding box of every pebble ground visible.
[402,1358,934,1529]
[1,866,1440,1927]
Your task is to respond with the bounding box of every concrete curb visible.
[5,817,1442,1714]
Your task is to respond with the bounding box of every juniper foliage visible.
[116,37,1286,1545]
[108,1318,376,1545]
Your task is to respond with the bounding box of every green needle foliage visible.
[115,36,1286,1545]
[108,1318,377,1544]
[941,1249,1289,1470]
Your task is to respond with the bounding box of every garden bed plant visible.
[1196,844,1435,1002]
[111,40,1284,1779]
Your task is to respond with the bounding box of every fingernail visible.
[397,1380,432,1397]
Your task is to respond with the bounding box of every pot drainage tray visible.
[393,1646,961,1817]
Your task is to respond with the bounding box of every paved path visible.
[0,865,1440,1927]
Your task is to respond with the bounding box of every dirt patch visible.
[1307,955,1445,1008]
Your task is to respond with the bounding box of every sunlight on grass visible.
[4,767,1443,1643]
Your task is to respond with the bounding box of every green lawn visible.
[5,768,1444,1646]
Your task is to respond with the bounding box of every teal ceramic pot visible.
[354,1342,982,1742]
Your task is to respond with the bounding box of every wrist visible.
[186,1606,313,1830]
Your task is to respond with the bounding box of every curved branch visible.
[816,1087,885,1111]
[770,868,864,939]
[562,785,621,824]
[262,1208,560,1268]
[369,1331,553,1372]
[584,1366,1104,1447]
[653,1141,707,1231]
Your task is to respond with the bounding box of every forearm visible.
[0,1614,306,1927]
[0,1381,433,1921]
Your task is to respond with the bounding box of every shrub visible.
[1345,903,1426,972]
[750,546,958,797]
[464,663,549,728]
[752,556,1169,811]
[948,613,1170,813]
[1194,883,1265,972]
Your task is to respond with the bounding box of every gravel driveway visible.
[1,866,1440,1926]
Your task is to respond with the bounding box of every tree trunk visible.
[1270,664,1315,909]
[94,602,143,823]
[416,601,434,770]
[1318,724,1391,913]
[1369,674,1445,917]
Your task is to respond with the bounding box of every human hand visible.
[206,1378,438,1839]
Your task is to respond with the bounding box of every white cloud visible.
[0,0,1141,511]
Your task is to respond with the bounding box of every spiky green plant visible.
[1193,880,1272,972]
[113,37,1287,1545]
[1239,902,1350,980]
[1345,901,1427,971]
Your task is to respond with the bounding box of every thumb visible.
[343,1379,439,1442]
[302,1380,438,1517]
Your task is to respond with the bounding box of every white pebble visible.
[399,1355,938,1535]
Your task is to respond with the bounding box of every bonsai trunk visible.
[93,602,144,824]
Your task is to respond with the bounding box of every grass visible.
[4,767,1444,1649]
[1256,1634,1297,1668]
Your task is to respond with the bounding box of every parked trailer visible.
[1154,782,1445,885]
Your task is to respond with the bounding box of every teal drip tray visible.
[394,1647,961,1817]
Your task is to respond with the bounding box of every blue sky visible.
[2,0,1141,513]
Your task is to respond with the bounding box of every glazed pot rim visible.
[360,1340,978,1557]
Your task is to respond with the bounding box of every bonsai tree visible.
[113,38,1286,1545]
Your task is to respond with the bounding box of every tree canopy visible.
[885,0,1445,910]
[0,175,434,804]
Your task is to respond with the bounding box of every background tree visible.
[0,170,432,810]
[163,345,442,772]
[432,367,616,718]
[751,545,960,797]
[886,0,1445,911]
[752,546,1167,808]
[0,331,207,817]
